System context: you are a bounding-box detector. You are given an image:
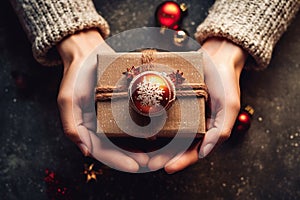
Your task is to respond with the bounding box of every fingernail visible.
[166,170,175,175]
[199,143,214,159]
[78,143,89,156]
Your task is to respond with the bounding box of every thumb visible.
[198,126,220,158]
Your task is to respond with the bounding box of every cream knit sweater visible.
[195,0,300,69]
[10,0,110,66]
[10,0,300,69]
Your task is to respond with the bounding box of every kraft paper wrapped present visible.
[96,51,207,138]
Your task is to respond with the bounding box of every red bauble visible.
[156,1,182,29]
[129,71,176,116]
[234,105,254,132]
[236,112,251,132]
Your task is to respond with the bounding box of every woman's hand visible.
[152,37,248,174]
[56,29,149,172]
[199,37,248,157]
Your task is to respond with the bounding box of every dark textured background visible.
[0,0,299,199]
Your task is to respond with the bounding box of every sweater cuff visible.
[195,0,300,70]
[11,0,110,66]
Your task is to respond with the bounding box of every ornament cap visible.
[180,3,188,12]
[244,105,255,116]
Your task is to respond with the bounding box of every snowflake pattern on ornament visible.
[136,77,165,107]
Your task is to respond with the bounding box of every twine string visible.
[96,50,208,102]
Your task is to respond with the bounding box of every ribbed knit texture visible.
[10,0,110,66]
[195,0,300,69]
[10,0,299,68]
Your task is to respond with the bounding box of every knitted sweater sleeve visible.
[10,0,110,66]
[195,0,300,69]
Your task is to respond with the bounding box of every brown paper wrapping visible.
[96,52,206,138]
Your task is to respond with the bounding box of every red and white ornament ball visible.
[129,71,176,116]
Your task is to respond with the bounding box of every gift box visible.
[96,51,207,138]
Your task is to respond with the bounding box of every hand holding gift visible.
[148,38,248,173]
[56,29,149,172]
[10,0,299,174]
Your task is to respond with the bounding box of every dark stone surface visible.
[0,0,299,199]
